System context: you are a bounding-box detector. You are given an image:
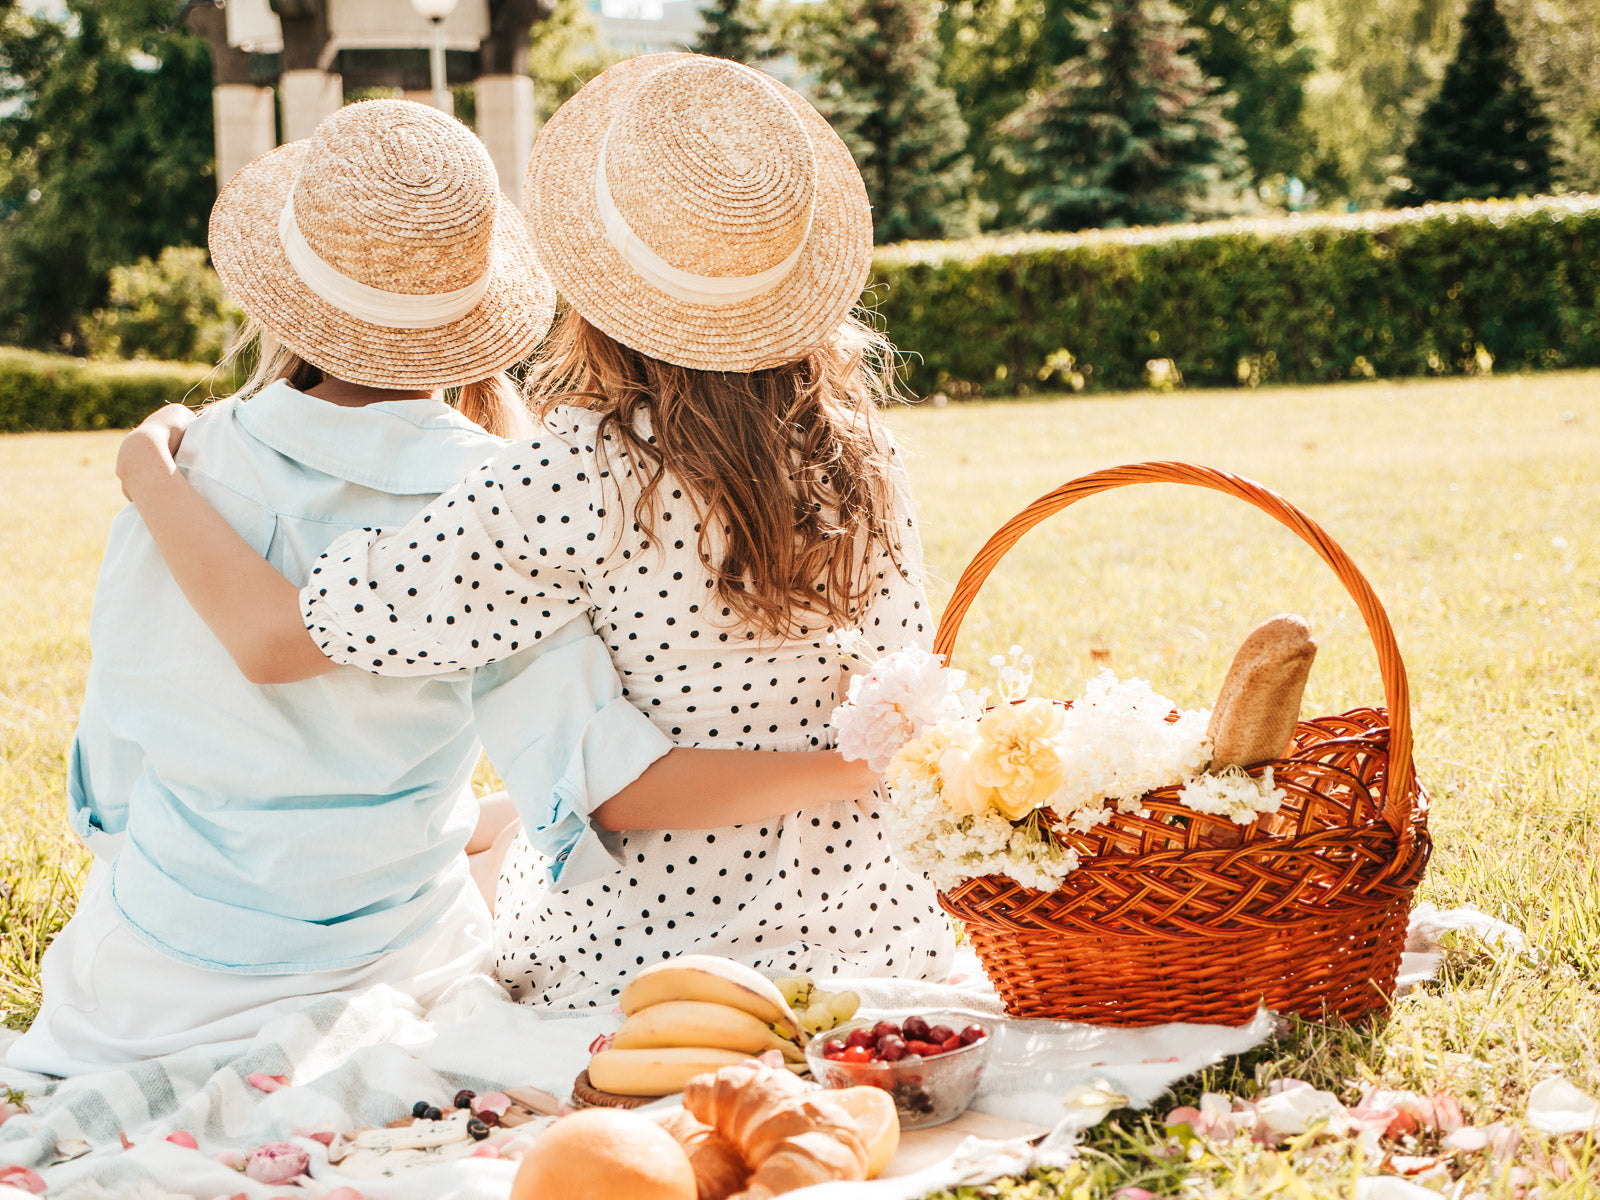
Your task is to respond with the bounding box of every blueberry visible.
[411,1101,430,1119]
[467,1118,490,1141]
[424,1106,443,1121]
[453,1089,476,1110]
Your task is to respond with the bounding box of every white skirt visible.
[7,861,493,1078]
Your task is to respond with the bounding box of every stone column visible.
[476,0,543,206]
[214,86,279,183]
[273,1,342,144]
[184,0,277,189]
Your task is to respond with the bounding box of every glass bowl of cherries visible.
[805,1011,993,1129]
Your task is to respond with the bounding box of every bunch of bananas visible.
[777,974,862,1036]
[587,956,809,1097]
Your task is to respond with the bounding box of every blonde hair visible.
[524,311,907,637]
[215,320,531,437]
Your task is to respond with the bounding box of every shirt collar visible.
[235,381,506,496]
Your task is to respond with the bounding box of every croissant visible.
[656,1109,750,1200]
[680,1061,871,1200]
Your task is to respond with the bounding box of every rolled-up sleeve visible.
[300,438,600,677]
[471,622,673,889]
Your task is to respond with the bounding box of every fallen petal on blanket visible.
[0,1165,47,1195]
[245,1142,309,1184]
[214,1150,248,1170]
[248,1073,290,1093]
[165,1131,198,1149]
[324,1189,367,1200]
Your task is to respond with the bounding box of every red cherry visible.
[878,1036,908,1062]
[926,1025,955,1044]
[901,1016,932,1041]
[941,1034,965,1053]
[845,1028,875,1050]
[960,1024,986,1044]
[871,1020,899,1041]
[822,1039,846,1058]
[841,1044,872,1064]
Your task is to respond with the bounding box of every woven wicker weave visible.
[932,463,1430,1026]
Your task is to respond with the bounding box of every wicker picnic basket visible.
[932,462,1431,1027]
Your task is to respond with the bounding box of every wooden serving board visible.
[881,1109,1052,1178]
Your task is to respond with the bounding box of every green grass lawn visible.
[3,371,1598,1195]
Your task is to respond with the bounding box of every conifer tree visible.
[1392,0,1555,204]
[691,0,769,64]
[998,0,1242,231]
[799,0,974,243]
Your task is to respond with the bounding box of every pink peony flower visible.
[0,1165,46,1194]
[244,1141,309,1184]
[833,646,959,772]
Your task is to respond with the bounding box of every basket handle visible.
[932,461,1417,848]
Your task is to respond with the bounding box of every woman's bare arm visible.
[594,747,880,831]
[116,407,333,684]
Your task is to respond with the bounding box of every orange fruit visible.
[511,1108,696,1200]
[827,1086,900,1177]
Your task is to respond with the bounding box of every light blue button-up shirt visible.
[69,382,671,974]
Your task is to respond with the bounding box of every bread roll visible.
[1207,613,1317,769]
[512,1108,696,1200]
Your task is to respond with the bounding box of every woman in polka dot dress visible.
[117,54,957,1006]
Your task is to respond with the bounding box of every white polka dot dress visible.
[303,408,957,1007]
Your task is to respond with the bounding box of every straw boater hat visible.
[526,54,874,373]
[210,99,555,390]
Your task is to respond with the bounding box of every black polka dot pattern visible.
[302,407,957,1006]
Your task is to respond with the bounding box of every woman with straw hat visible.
[116,56,956,1008]
[14,96,878,1075]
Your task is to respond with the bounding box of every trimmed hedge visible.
[0,349,227,434]
[870,195,1600,396]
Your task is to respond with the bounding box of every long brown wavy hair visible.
[524,311,908,637]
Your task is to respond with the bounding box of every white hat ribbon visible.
[277,194,492,329]
[593,124,814,307]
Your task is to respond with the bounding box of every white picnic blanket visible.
[0,907,1520,1200]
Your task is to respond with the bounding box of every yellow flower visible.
[887,726,992,817]
[969,699,1067,821]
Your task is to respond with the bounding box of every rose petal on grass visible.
[1526,1077,1600,1135]
[1254,1082,1344,1136]
[0,1165,47,1194]
[1355,1174,1441,1199]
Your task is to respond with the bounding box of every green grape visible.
[801,1001,833,1034]
[776,977,805,1007]
[827,990,861,1023]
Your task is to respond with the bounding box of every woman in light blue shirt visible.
[7,99,874,1076]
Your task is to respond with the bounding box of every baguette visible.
[1206,613,1317,769]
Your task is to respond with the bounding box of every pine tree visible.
[798,0,975,243]
[691,0,770,64]
[1393,0,1555,204]
[1177,0,1316,187]
[998,0,1243,231]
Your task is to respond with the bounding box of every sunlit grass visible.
[2,370,1597,1196]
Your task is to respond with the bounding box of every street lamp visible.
[409,0,460,114]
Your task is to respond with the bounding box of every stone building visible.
[180,0,543,204]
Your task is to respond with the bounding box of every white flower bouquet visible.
[831,636,1286,894]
